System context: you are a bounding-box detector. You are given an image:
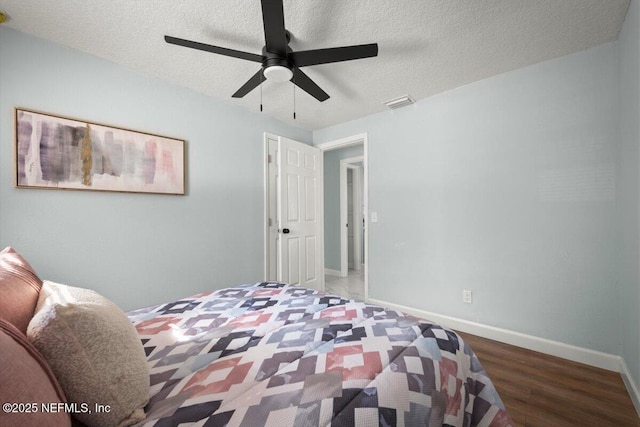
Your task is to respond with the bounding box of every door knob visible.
[281,228,290,234]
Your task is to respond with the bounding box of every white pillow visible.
[27,281,149,427]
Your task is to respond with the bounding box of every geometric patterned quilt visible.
[128,282,513,426]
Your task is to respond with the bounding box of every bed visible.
[0,247,513,427]
[127,282,513,426]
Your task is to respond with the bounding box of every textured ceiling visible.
[0,0,631,130]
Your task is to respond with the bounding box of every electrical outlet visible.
[462,290,472,304]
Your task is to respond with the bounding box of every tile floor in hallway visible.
[324,268,365,300]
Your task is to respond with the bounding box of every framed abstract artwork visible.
[15,108,186,195]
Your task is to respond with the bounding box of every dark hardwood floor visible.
[456,331,640,427]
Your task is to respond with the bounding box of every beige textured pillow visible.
[27,281,150,427]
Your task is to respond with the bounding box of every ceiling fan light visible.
[264,65,293,83]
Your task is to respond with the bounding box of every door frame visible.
[264,132,368,300]
[262,132,278,281]
[340,156,363,276]
[316,133,369,301]
[263,133,278,281]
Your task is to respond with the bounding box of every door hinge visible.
[268,218,273,227]
[268,154,273,163]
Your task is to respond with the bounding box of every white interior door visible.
[277,136,323,290]
[347,169,355,270]
[340,158,363,276]
[351,166,362,271]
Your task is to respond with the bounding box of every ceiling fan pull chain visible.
[293,75,296,120]
[260,72,263,112]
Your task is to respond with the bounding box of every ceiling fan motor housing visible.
[262,52,291,68]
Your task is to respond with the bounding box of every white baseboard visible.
[366,298,622,371]
[620,358,640,417]
[324,268,342,277]
[366,297,640,418]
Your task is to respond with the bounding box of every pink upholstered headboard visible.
[0,247,71,426]
[0,246,43,333]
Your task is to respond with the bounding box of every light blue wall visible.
[619,0,640,389]
[323,145,364,271]
[2,9,639,383]
[315,42,621,355]
[0,28,311,311]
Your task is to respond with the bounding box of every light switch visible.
[371,212,378,223]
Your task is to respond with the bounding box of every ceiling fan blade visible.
[292,68,329,102]
[165,35,264,63]
[290,43,378,67]
[261,0,288,55]
[232,69,265,98]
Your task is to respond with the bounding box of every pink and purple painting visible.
[15,108,185,195]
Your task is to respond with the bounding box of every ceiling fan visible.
[164,0,378,102]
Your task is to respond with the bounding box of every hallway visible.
[324,269,364,300]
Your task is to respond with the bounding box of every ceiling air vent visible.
[384,94,415,109]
